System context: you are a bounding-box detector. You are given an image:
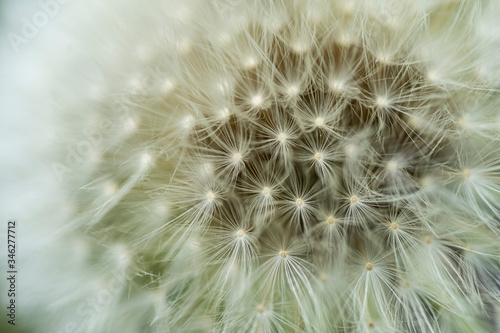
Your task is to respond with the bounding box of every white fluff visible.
[2,0,500,332]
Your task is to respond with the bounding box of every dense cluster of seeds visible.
[38,1,500,332]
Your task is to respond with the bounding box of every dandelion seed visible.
[345,144,356,156]
[141,153,152,166]
[386,160,398,172]
[219,107,231,120]
[375,96,390,109]
[315,117,325,127]
[104,181,119,197]
[457,117,469,128]
[251,95,264,108]
[232,152,242,162]
[426,70,439,82]
[244,57,258,69]
[329,80,344,93]
[262,187,271,196]
[462,168,471,179]
[162,78,176,94]
[206,191,215,202]
[376,53,391,65]
[286,85,300,97]
[182,115,194,129]
[124,117,137,132]
[292,42,309,54]
[277,132,287,142]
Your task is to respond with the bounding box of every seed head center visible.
[206,191,215,201]
[463,168,471,179]
[277,132,287,142]
[375,96,389,108]
[251,95,263,108]
[233,153,242,162]
[387,161,398,171]
[262,187,271,196]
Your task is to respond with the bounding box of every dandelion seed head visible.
[28,1,500,331]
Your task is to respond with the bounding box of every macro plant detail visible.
[6,0,500,332]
